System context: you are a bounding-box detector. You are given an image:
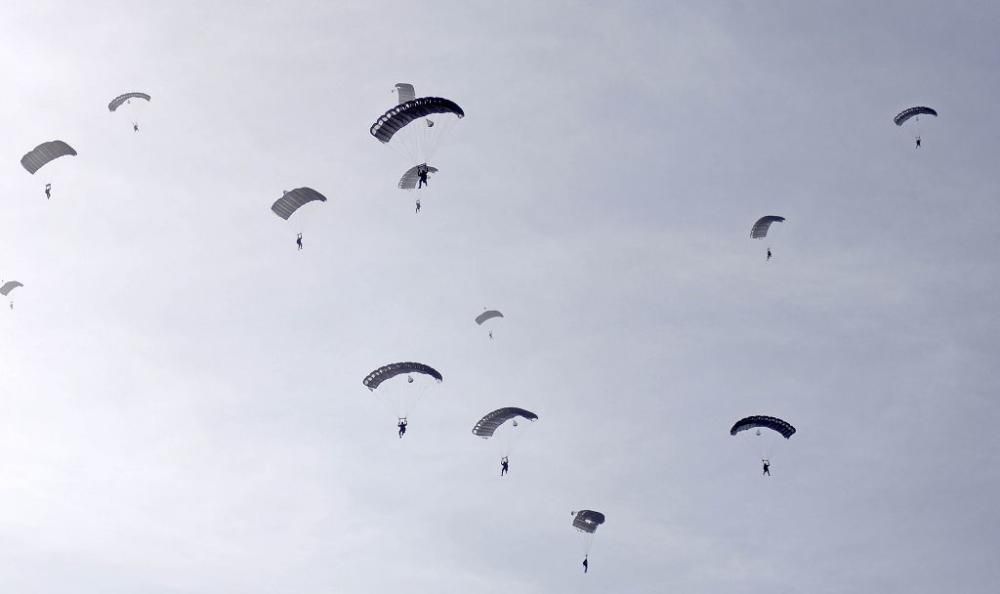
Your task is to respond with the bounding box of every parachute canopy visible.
[472,407,538,438]
[108,92,151,112]
[364,362,443,391]
[271,187,327,220]
[730,415,796,439]
[370,97,465,144]
[398,164,438,190]
[21,141,77,174]
[394,83,416,105]
[894,106,937,126]
[474,310,503,325]
[751,216,785,239]
[0,281,23,296]
[572,510,606,534]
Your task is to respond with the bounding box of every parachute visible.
[108,92,151,112]
[894,106,937,126]
[474,310,504,325]
[472,407,538,438]
[398,164,438,189]
[572,510,606,534]
[21,141,77,174]
[364,362,443,391]
[370,97,465,144]
[0,281,23,296]
[394,83,416,105]
[730,415,796,439]
[751,216,785,239]
[271,187,327,220]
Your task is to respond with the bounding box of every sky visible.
[1,1,999,592]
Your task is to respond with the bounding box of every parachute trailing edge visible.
[364,362,443,390]
[730,415,796,439]
[108,92,152,112]
[894,106,937,126]
[370,97,465,144]
[751,216,785,239]
[572,510,606,534]
[271,187,328,220]
[21,141,77,174]
[472,407,538,438]
[474,310,503,325]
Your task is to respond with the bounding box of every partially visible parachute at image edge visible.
[399,164,438,189]
[751,215,785,239]
[20,141,77,174]
[472,407,538,438]
[0,281,23,296]
[730,415,796,439]
[271,187,328,220]
[108,92,151,112]
[572,510,606,534]
[370,97,465,143]
[394,83,415,105]
[474,310,503,325]
[363,362,443,390]
[894,106,937,126]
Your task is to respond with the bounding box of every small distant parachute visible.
[398,164,438,190]
[572,510,606,534]
[21,141,77,174]
[894,106,937,126]
[364,362,443,391]
[472,407,538,438]
[370,97,465,144]
[751,216,785,239]
[0,281,23,296]
[394,83,416,105]
[271,187,328,220]
[730,415,796,439]
[108,92,151,112]
[474,310,504,325]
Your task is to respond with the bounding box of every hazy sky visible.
[2,1,999,592]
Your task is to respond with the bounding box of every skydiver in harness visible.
[762,459,771,476]
[397,418,408,438]
[500,456,509,477]
[133,122,139,132]
[582,555,589,573]
[44,183,51,199]
[296,233,303,250]
[915,135,921,148]
[417,165,429,189]
[489,330,493,340]
[415,198,421,214]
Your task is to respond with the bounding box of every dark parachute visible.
[730,415,796,439]
[572,510,606,534]
[364,362,443,390]
[894,106,937,126]
[370,97,465,144]
[474,310,503,325]
[21,141,77,174]
[0,281,23,296]
[271,187,328,220]
[394,83,416,105]
[472,407,538,438]
[108,92,152,112]
[751,216,785,239]
[398,164,439,189]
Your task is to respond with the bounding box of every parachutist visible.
[296,233,303,250]
[8,301,12,310]
[417,165,429,189]
[415,198,421,214]
[488,330,493,340]
[133,122,139,132]
[397,418,408,438]
[766,248,772,261]
[582,555,588,573]
[915,136,921,148]
[762,459,771,476]
[44,183,51,199]
[500,456,509,477]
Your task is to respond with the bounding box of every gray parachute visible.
[730,415,796,439]
[894,106,937,126]
[364,362,443,391]
[108,92,151,112]
[472,407,538,438]
[271,187,328,220]
[0,281,23,296]
[572,510,606,534]
[394,83,416,105]
[21,141,77,174]
[751,216,785,239]
[474,310,503,325]
[398,164,438,189]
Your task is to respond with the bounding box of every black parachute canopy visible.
[108,92,152,112]
[572,510,606,534]
[751,215,785,239]
[370,97,464,144]
[472,407,538,438]
[21,140,77,174]
[894,106,938,126]
[363,362,443,390]
[730,415,796,439]
[270,187,327,220]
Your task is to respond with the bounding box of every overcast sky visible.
[1,1,999,592]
